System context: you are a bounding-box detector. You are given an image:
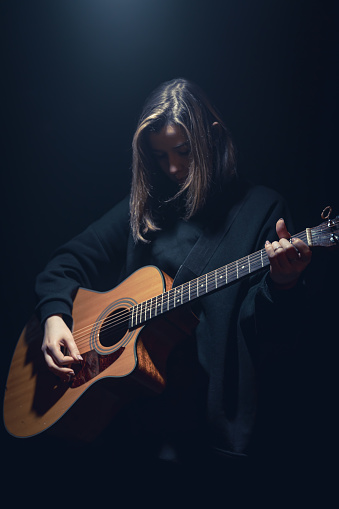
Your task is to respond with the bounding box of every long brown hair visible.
[130,78,236,243]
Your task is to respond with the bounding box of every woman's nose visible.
[168,156,180,174]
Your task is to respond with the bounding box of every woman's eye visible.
[153,152,167,160]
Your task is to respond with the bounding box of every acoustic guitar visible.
[3,209,338,442]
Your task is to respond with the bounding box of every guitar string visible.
[71,227,321,347]
[71,227,323,347]
[71,247,292,347]
[71,247,271,347]
[71,227,311,342]
[70,225,332,349]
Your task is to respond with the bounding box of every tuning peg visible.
[321,206,332,221]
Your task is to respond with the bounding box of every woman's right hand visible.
[41,314,83,381]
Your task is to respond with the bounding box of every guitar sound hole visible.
[99,308,129,347]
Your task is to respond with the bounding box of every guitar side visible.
[3,266,198,441]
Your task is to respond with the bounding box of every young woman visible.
[36,78,311,467]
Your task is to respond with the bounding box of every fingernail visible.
[77,355,83,361]
[265,240,270,245]
[64,372,74,383]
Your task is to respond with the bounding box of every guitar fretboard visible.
[129,230,309,328]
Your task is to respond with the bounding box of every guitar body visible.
[3,266,198,441]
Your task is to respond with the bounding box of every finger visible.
[266,240,299,271]
[265,240,278,258]
[46,344,77,366]
[278,238,301,262]
[265,240,285,271]
[64,336,83,363]
[269,240,289,260]
[265,240,301,288]
[290,237,312,264]
[46,330,83,365]
[43,351,75,378]
[276,218,291,240]
[50,364,75,380]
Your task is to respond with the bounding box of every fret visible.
[134,303,139,325]
[168,289,175,312]
[215,266,226,288]
[137,302,142,325]
[172,289,178,309]
[163,290,169,313]
[197,274,207,297]
[206,273,213,293]
[137,302,142,324]
[167,290,171,312]
[155,294,162,316]
[195,277,199,298]
[192,279,199,299]
[174,286,183,307]
[142,301,147,322]
[183,282,190,304]
[238,258,250,278]
[130,305,136,327]
[204,273,208,295]
[218,266,222,284]
[150,297,155,319]
[146,299,151,320]
[228,262,236,283]
[148,298,152,319]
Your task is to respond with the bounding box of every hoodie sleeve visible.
[35,196,130,327]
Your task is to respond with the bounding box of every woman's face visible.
[148,124,191,185]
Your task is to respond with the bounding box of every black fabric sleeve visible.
[236,190,309,364]
[34,195,130,326]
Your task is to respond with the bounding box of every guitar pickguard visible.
[70,347,125,388]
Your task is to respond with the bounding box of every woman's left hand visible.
[265,218,312,290]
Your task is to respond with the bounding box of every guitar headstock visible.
[307,215,339,248]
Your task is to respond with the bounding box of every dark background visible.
[1,0,338,497]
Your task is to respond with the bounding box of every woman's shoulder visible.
[84,194,131,246]
[248,183,283,200]
[205,179,286,225]
[232,179,286,208]
[91,195,130,227]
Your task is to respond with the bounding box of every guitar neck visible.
[129,229,311,328]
